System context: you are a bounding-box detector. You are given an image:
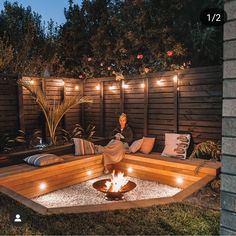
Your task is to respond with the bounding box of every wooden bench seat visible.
[115,152,221,189]
[0,154,104,198]
[0,151,221,199]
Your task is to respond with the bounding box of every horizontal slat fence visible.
[0,66,222,151]
[0,75,19,134]
[83,65,222,151]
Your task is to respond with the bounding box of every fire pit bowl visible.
[93,179,136,201]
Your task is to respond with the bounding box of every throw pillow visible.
[161,133,191,159]
[24,153,64,166]
[129,138,144,153]
[73,138,95,156]
[139,137,155,154]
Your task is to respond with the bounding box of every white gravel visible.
[32,175,181,208]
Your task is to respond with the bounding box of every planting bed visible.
[0,152,221,215]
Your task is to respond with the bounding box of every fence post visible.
[144,77,149,136]
[80,80,85,128]
[120,80,125,113]
[41,78,48,141]
[17,76,25,131]
[61,79,66,130]
[100,81,104,137]
[173,74,179,133]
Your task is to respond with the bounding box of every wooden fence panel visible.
[64,79,81,133]
[178,66,222,144]
[83,81,101,136]
[148,75,175,149]
[22,77,42,133]
[124,79,145,139]
[0,75,18,134]
[0,66,223,151]
[103,81,120,137]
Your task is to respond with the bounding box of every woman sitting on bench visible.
[102,113,133,174]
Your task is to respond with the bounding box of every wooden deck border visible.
[0,174,215,215]
[0,152,221,215]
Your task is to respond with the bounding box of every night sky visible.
[0,0,82,25]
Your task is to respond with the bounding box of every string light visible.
[122,84,128,89]
[87,170,92,176]
[157,80,164,86]
[109,85,115,90]
[60,80,65,86]
[141,83,145,88]
[173,75,178,83]
[74,85,79,91]
[30,79,34,85]
[96,84,100,90]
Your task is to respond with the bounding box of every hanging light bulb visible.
[122,83,128,89]
[96,84,100,90]
[157,80,163,86]
[109,85,115,90]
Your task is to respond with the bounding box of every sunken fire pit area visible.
[0,153,221,215]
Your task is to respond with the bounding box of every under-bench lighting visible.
[176,177,183,184]
[39,182,47,190]
[127,167,133,173]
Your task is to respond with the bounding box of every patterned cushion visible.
[161,133,191,159]
[140,137,155,154]
[73,138,95,156]
[129,138,143,153]
[24,153,64,166]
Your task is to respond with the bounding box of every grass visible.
[0,192,220,235]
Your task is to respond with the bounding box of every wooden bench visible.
[0,152,221,199]
[0,154,104,198]
[116,152,221,188]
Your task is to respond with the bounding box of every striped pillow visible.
[73,138,95,156]
[24,153,64,166]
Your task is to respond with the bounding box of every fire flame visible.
[105,171,128,192]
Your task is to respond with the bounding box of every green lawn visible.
[0,192,220,235]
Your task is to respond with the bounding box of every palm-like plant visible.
[18,78,92,145]
[60,123,96,143]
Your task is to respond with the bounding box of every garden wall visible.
[83,65,222,150]
[0,65,222,150]
[0,75,19,133]
[221,0,236,234]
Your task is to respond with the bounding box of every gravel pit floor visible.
[32,175,181,208]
